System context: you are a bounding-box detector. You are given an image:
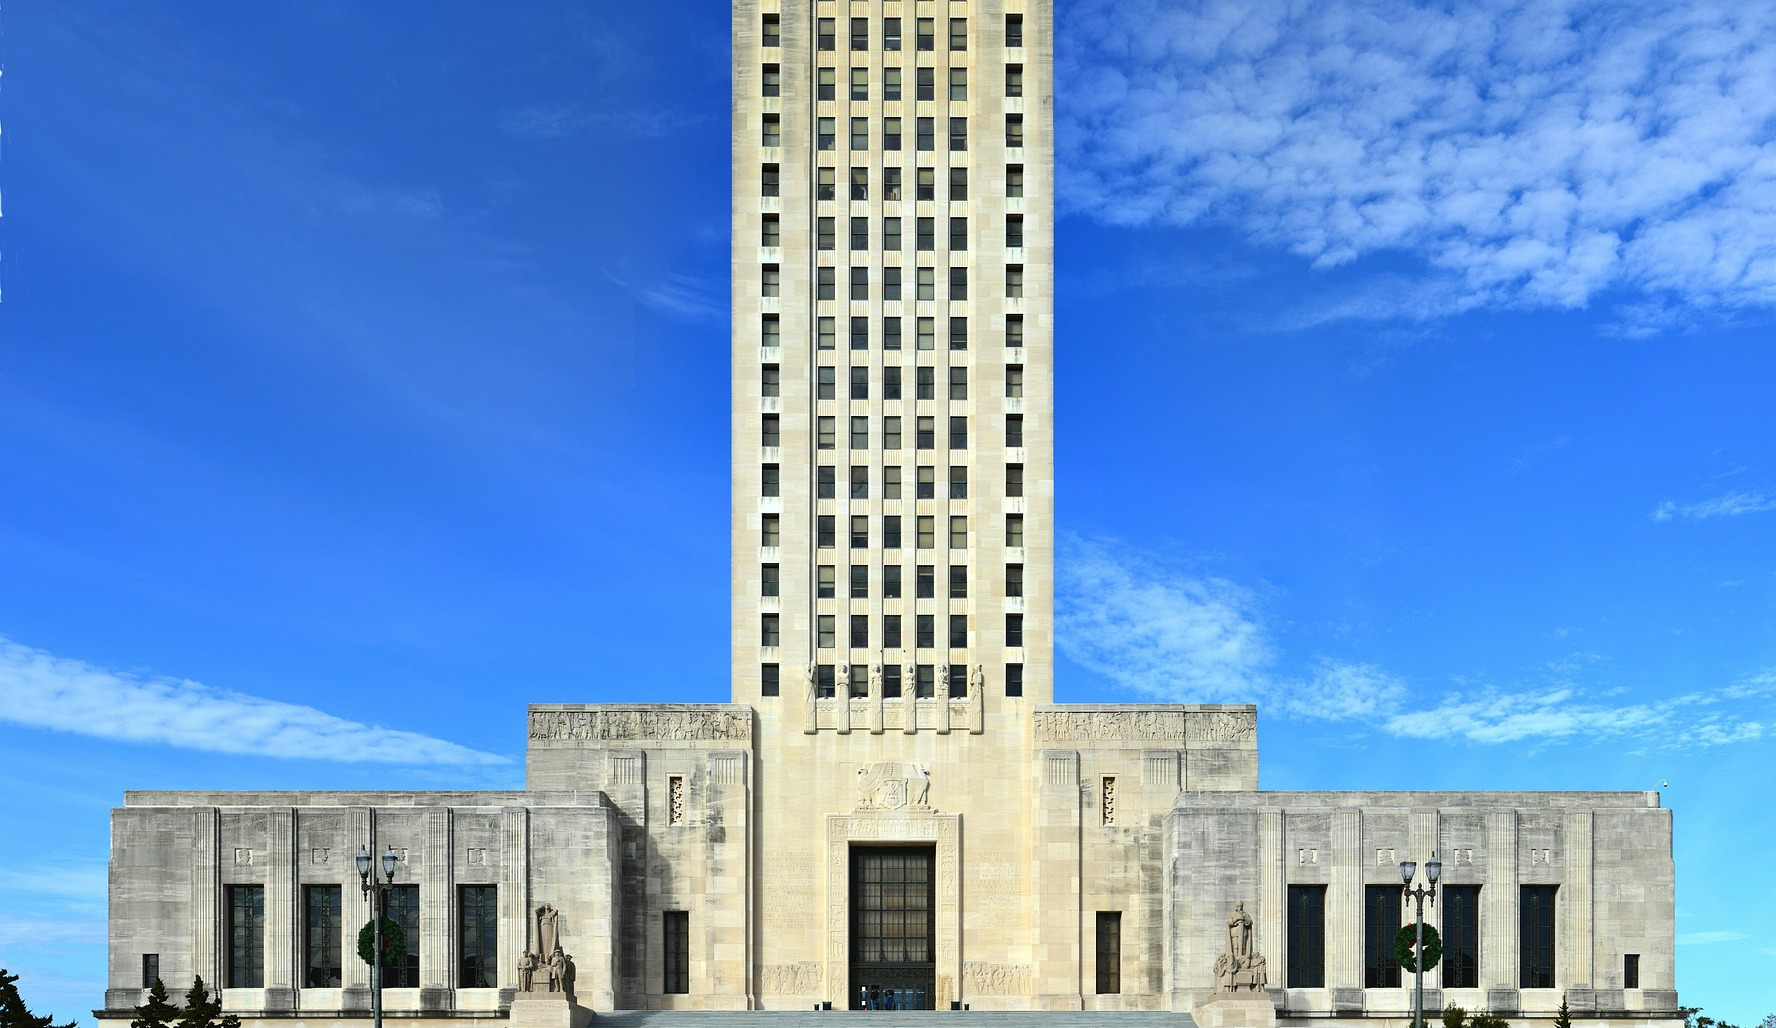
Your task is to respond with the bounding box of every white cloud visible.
[1653,491,1776,521]
[1678,930,1751,945]
[1057,537,1774,746]
[0,638,508,765]
[1060,0,1776,317]
[0,914,106,948]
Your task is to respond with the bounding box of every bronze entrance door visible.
[849,846,935,1010]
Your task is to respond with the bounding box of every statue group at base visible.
[1197,902,1276,1028]
[508,904,590,1028]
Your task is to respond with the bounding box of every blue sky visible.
[1,1,1772,1023]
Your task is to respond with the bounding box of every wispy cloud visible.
[1058,537,1775,745]
[1678,930,1751,946]
[635,272,727,323]
[500,104,709,142]
[1653,491,1776,521]
[0,638,508,765]
[1060,0,1776,319]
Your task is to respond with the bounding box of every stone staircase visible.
[594,1013,1193,1028]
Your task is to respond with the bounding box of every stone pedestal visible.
[1195,996,1277,1028]
[507,993,591,1028]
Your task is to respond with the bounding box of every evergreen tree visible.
[175,978,241,1028]
[0,968,76,1028]
[1443,1005,1469,1028]
[1469,1013,1511,1028]
[1554,995,1573,1028]
[128,978,179,1028]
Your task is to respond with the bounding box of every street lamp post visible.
[356,846,399,1028]
[1399,854,1441,1028]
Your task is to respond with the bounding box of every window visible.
[917,317,935,350]
[917,515,935,548]
[1006,613,1024,646]
[1005,662,1024,696]
[949,117,968,151]
[1624,954,1640,990]
[949,18,968,51]
[226,886,264,988]
[141,954,160,990]
[818,366,837,399]
[950,216,969,250]
[818,317,836,349]
[950,167,968,201]
[762,114,781,147]
[663,912,689,994]
[884,416,902,449]
[948,367,968,400]
[762,563,780,597]
[1006,114,1025,148]
[882,659,902,693]
[917,416,935,450]
[883,217,902,251]
[817,417,836,449]
[949,316,968,350]
[1443,885,1480,989]
[851,117,869,150]
[950,266,968,300]
[1006,364,1024,397]
[1006,513,1024,547]
[885,274,903,306]
[851,315,869,348]
[917,465,935,498]
[760,613,779,647]
[948,661,967,695]
[850,561,870,596]
[948,564,968,599]
[1006,563,1024,598]
[851,17,868,50]
[851,219,869,252]
[1007,214,1024,248]
[760,365,779,399]
[1096,912,1122,994]
[819,117,836,150]
[1006,414,1024,448]
[762,463,779,497]
[1365,885,1403,988]
[762,514,780,548]
[762,313,780,348]
[885,166,903,199]
[847,366,869,400]
[819,463,835,498]
[817,514,836,546]
[459,886,498,988]
[915,664,935,697]
[762,13,780,47]
[1006,313,1024,347]
[885,466,902,499]
[1007,164,1024,198]
[818,664,836,696]
[850,613,869,648]
[916,614,935,648]
[884,117,902,150]
[303,885,342,988]
[916,117,935,151]
[885,18,902,51]
[1006,13,1024,47]
[850,466,868,500]
[818,167,837,200]
[917,219,936,253]
[916,567,935,600]
[761,414,779,448]
[818,565,836,599]
[949,466,968,498]
[761,263,780,297]
[385,885,420,987]
[1007,264,1025,298]
[818,615,836,648]
[885,515,903,549]
[949,68,968,101]
[949,516,967,548]
[1006,463,1024,497]
[851,167,869,200]
[762,163,780,197]
[917,167,936,200]
[1521,886,1558,989]
[818,219,836,251]
[817,18,836,51]
[1288,885,1326,988]
[916,18,935,51]
[885,564,903,597]
[1006,64,1024,97]
[761,663,780,697]
[762,63,781,97]
[917,367,935,400]
[949,416,967,450]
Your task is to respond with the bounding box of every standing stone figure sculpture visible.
[516,949,537,992]
[1213,901,1268,993]
[804,660,819,734]
[870,658,884,696]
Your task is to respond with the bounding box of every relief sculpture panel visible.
[528,708,753,742]
[1032,708,1256,744]
[964,962,1031,996]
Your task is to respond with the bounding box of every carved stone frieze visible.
[759,962,821,995]
[963,961,1030,996]
[527,708,752,742]
[1032,708,1256,744]
[855,761,932,811]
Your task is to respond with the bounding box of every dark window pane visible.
[304,885,343,988]
[385,885,421,987]
[1095,912,1122,994]
[458,886,498,988]
[228,886,265,988]
[1365,885,1402,988]
[1521,885,1558,988]
[1288,885,1325,988]
[1443,886,1480,989]
[664,911,690,994]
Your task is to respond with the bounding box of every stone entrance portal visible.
[848,847,935,1010]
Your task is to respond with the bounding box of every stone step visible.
[593,1013,1193,1028]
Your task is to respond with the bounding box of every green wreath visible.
[1394,924,1442,973]
[357,918,406,967]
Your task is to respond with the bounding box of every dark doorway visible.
[849,846,935,1010]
